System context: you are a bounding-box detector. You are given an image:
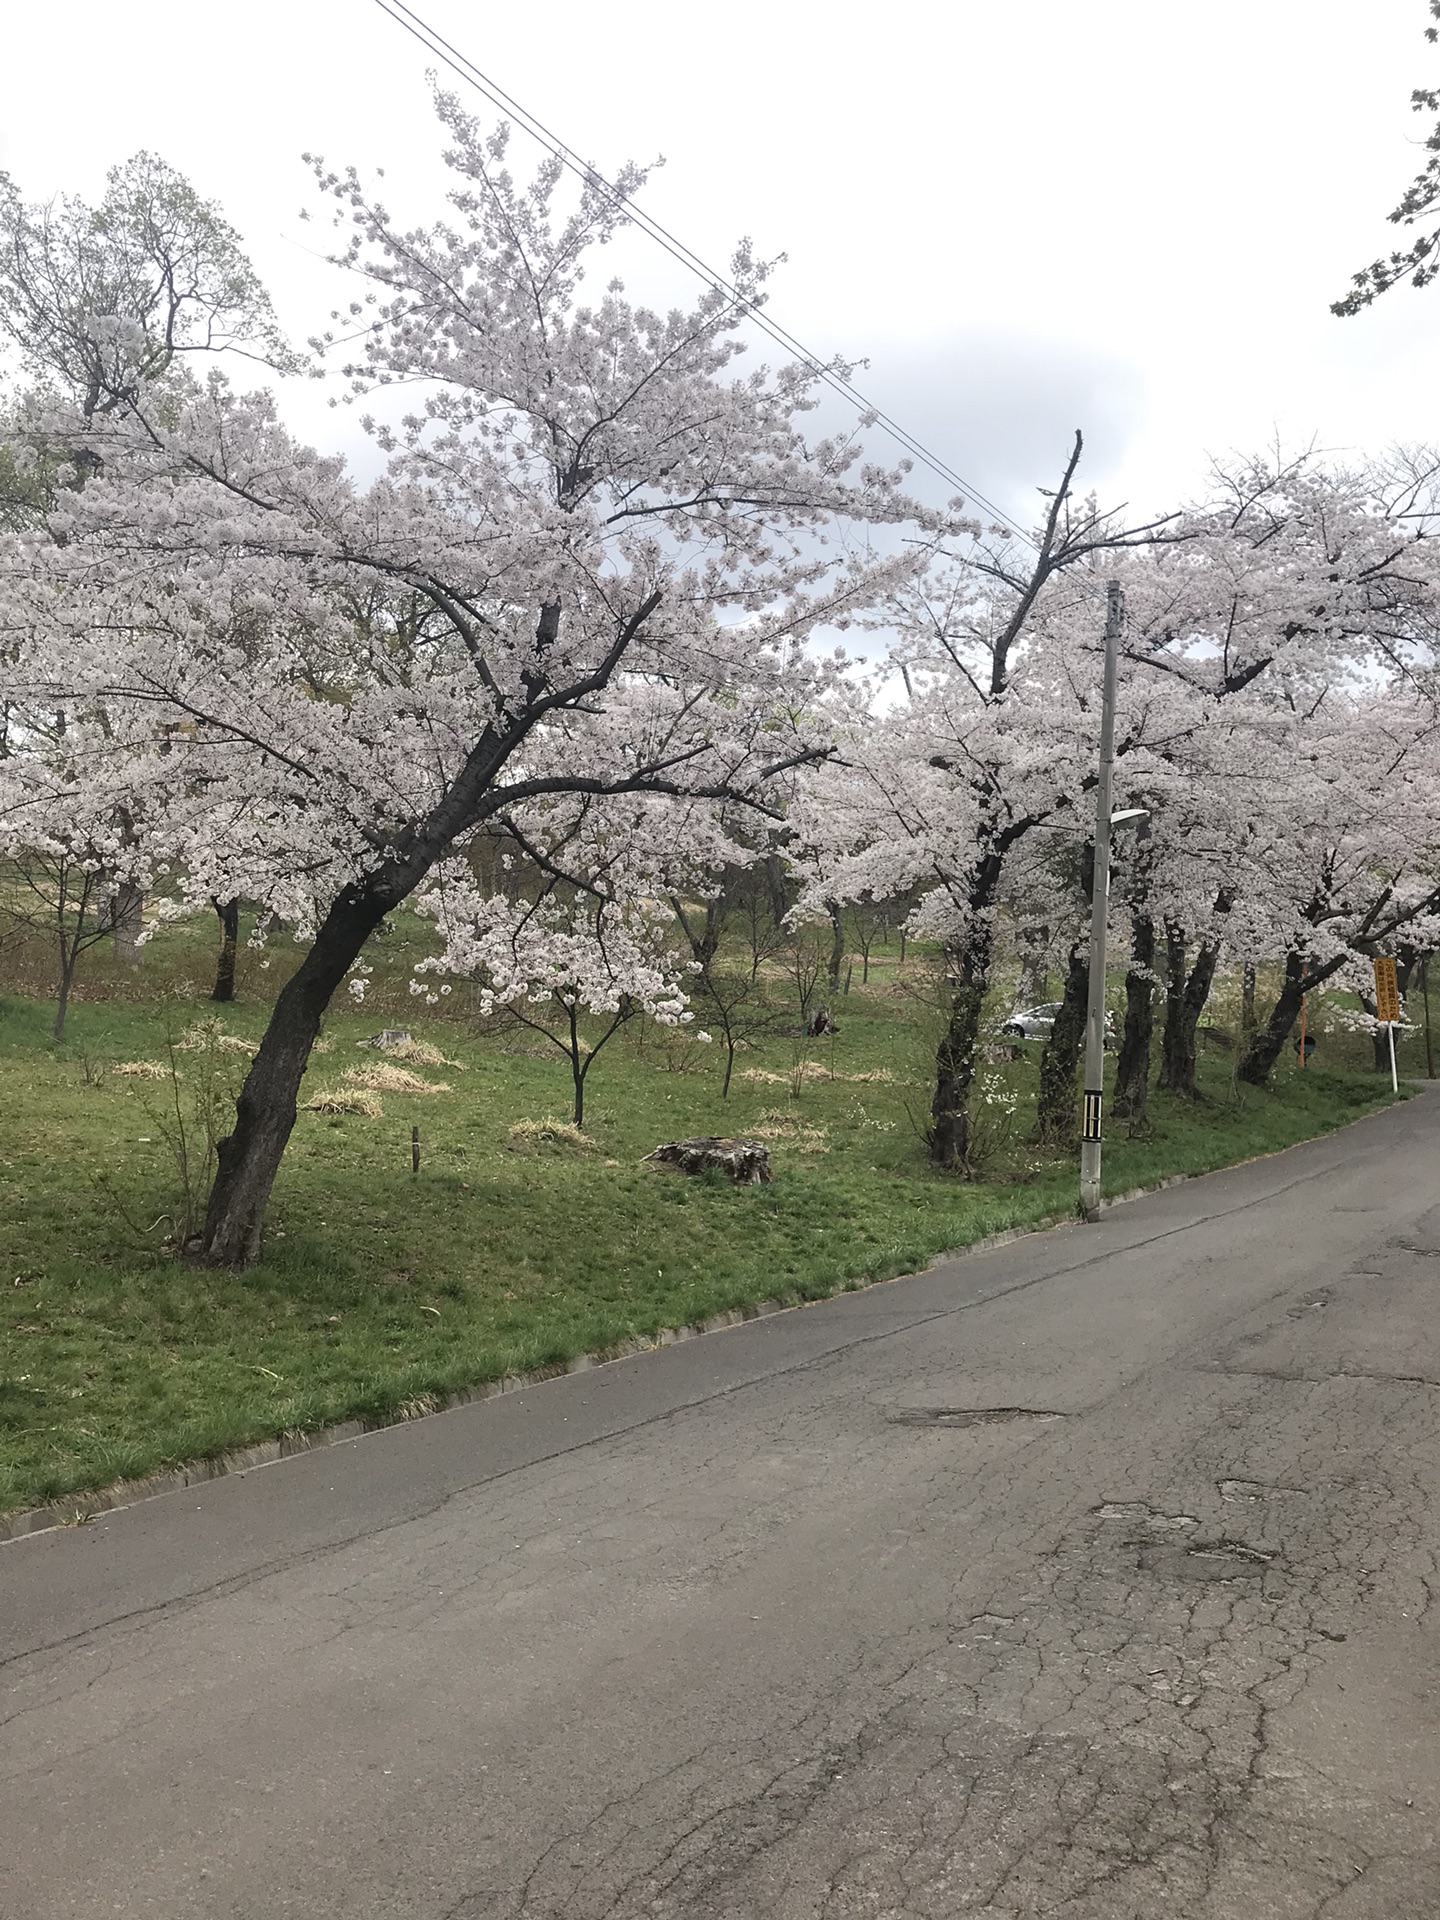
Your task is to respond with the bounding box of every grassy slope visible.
[0,925,1408,1515]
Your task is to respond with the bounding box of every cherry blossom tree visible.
[410,788,739,1125]
[0,98,933,1263]
[790,435,1176,1168]
[795,445,1440,1158]
[0,709,171,1038]
[1232,692,1440,1082]
[418,881,693,1130]
[1334,1,1440,314]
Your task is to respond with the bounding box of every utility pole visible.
[1079,582,1124,1222]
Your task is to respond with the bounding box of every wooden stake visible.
[411,1125,420,1175]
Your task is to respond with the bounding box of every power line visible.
[370,0,1041,552]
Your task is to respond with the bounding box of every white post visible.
[1388,1021,1398,1094]
[1079,581,1124,1222]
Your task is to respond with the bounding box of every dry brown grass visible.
[387,1037,463,1069]
[111,1060,173,1080]
[301,1086,383,1117]
[175,1020,256,1056]
[343,1063,452,1095]
[507,1117,595,1154]
[738,1064,894,1088]
[751,1108,829,1151]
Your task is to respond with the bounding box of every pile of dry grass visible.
[112,1060,173,1080]
[506,1117,595,1154]
[739,1063,893,1088]
[751,1108,829,1151]
[301,1086,383,1117]
[387,1037,463,1069]
[175,1020,257,1056]
[343,1063,452,1095]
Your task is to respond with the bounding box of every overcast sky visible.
[5,0,1437,528]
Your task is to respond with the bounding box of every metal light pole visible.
[1079,581,1124,1222]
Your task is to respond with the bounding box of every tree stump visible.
[644,1136,773,1184]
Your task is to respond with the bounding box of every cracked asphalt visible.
[3,1092,1439,1919]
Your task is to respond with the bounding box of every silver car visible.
[1001,1003,1116,1043]
[1001,1002,1063,1038]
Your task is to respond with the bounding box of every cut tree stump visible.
[644,1136,773,1184]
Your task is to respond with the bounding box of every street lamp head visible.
[1110,808,1151,831]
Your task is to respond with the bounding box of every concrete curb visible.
[1,1099,1408,1546]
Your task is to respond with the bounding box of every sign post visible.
[1374,957,1400,1094]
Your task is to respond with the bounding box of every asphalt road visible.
[4,1093,1440,1920]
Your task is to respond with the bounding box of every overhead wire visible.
[369,0,1044,554]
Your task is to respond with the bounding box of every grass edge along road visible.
[0,980,1404,1520]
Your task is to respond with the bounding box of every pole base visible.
[1079,1140,1102,1221]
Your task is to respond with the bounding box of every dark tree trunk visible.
[1158,931,1222,1100]
[53,876,83,1042]
[1157,924,1187,1092]
[1034,941,1089,1142]
[53,958,74,1043]
[567,1002,588,1129]
[1241,961,1256,1043]
[827,901,844,993]
[930,924,993,1170]
[211,897,240,1003]
[1113,913,1155,1122]
[1239,946,1363,1086]
[1365,997,1390,1074]
[199,884,392,1265]
[1239,950,1308,1086]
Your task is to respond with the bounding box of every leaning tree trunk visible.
[1239,950,1307,1086]
[1113,913,1155,1122]
[1034,942,1090,1143]
[211,897,240,1003]
[110,881,145,968]
[199,884,392,1265]
[827,901,845,993]
[930,925,993,1170]
[197,612,673,1265]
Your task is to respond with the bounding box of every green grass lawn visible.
[0,920,1412,1517]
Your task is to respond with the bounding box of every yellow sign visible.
[1374,956,1401,1025]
